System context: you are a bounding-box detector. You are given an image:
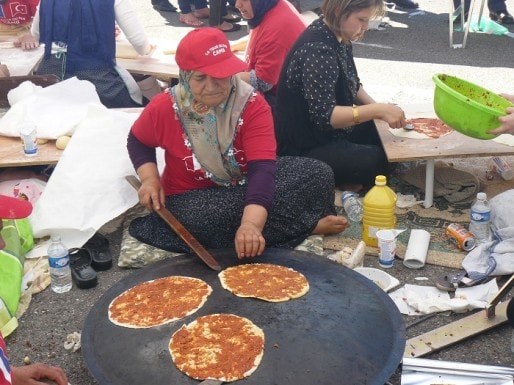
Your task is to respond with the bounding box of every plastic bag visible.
[0,218,33,337]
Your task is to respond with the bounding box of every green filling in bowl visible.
[432,74,513,140]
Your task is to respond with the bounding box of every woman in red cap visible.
[127,28,348,259]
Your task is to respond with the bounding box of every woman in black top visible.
[274,0,407,191]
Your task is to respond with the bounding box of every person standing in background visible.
[0,0,39,50]
[209,0,242,32]
[236,0,306,110]
[453,0,513,24]
[151,0,177,12]
[30,0,154,108]
[177,0,209,27]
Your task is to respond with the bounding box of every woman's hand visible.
[488,106,514,136]
[12,363,68,385]
[235,204,268,259]
[14,33,39,50]
[138,176,165,211]
[378,103,407,128]
[235,221,266,258]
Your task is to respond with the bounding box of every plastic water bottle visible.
[341,191,363,222]
[47,235,72,293]
[362,175,397,247]
[468,192,491,244]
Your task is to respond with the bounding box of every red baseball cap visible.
[0,195,33,219]
[175,28,247,78]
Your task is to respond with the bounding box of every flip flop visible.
[69,248,98,289]
[435,271,490,292]
[217,23,241,33]
[179,13,205,27]
[84,233,112,271]
[223,14,242,23]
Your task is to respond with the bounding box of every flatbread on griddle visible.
[108,276,212,328]
[219,263,309,302]
[169,313,265,382]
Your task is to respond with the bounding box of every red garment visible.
[0,0,39,25]
[0,333,12,385]
[130,91,276,196]
[245,0,305,94]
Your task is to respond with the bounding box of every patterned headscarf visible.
[171,70,256,186]
[247,0,279,29]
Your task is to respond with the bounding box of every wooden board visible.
[404,301,508,358]
[1,44,44,77]
[0,135,62,168]
[375,119,514,163]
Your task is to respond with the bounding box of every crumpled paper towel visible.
[390,279,499,315]
[0,77,102,139]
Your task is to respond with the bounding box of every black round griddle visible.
[82,248,405,385]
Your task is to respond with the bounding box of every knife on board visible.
[125,175,222,271]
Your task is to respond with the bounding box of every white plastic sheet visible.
[27,105,141,257]
[0,77,102,139]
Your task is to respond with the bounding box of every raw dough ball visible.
[36,138,49,145]
[56,135,71,150]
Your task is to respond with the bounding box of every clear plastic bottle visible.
[468,192,491,244]
[47,235,72,293]
[362,175,397,247]
[341,191,363,222]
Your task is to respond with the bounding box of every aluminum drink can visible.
[446,223,476,251]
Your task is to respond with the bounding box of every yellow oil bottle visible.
[362,175,397,247]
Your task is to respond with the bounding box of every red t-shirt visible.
[0,0,39,25]
[130,90,276,196]
[0,333,12,385]
[245,0,306,94]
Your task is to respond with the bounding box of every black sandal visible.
[84,233,112,271]
[69,248,98,289]
[223,14,242,23]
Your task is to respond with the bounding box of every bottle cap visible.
[477,192,487,200]
[375,175,387,185]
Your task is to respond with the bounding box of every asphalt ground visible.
[5,0,514,384]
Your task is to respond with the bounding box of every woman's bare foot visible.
[179,13,204,26]
[312,215,349,235]
[193,7,210,19]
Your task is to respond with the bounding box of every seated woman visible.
[274,0,407,191]
[30,0,153,109]
[0,0,39,50]
[127,28,347,259]
[235,0,306,109]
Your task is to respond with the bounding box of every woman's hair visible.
[321,0,385,35]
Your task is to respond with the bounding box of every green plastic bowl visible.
[432,74,513,140]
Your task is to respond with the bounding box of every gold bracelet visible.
[352,105,360,124]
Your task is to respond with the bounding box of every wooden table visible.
[116,37,247,80]
[376,119,514,207]
[0,135,62,168]
[1,43,44,76]
[0,109,142,168]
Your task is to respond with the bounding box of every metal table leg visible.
[423,159,435,208]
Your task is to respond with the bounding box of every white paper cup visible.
[403,229,431,269]
[376,229,396,268]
